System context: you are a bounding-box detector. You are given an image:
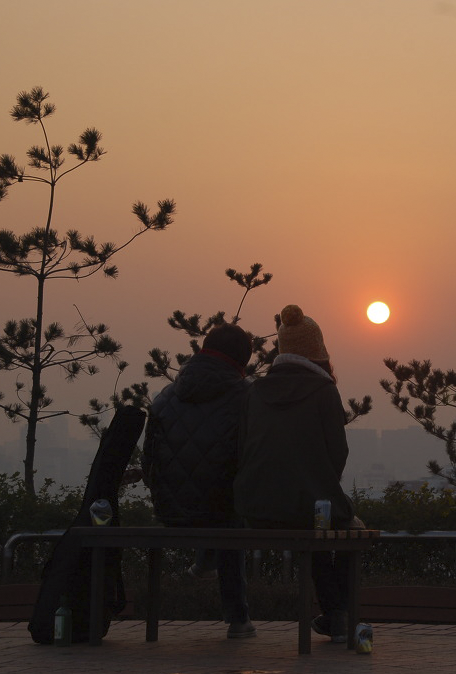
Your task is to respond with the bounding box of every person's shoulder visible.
[315,380,344,409]
[228,375,251,398]
[149,382,176,411]
[315,378,340,395]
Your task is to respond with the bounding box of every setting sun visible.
[367,302,390,324]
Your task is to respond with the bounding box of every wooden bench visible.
[69,525,379,654]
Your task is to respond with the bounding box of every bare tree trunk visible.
[25,275,46,496]
[22,167,56,496]
[24,414,37,497]
[24,269,47,496]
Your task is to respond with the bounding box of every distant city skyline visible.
[0,417,449,495]
[342,425,448,496]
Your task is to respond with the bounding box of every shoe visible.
[311,612,347,643]
[311,614,331,637]
[187,563,218,580]
[227,620,257,639]
[330,610,348,643]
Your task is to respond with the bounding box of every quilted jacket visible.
[142,352,250,526]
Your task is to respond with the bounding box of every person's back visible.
[141,322,256,639]
[143,349,249,526]
[234,360,352,528]
[234,304,353,644]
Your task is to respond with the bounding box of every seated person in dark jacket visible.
[234,304,354,643]
[141,322,256,639]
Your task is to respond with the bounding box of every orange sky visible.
[1,0,456,443]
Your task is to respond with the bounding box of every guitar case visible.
[28,405,146,643]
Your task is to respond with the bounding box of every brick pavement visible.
[1,620,456,674]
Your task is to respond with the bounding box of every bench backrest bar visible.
[68,527,380,552]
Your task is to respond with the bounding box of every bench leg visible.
[298,551,313,654]
[89,547,105,646]
[347,550,361,649]
[146,548,162,641]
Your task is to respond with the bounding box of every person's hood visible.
[252,357,332,408]
[173,352,244,403]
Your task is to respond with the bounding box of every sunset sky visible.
[1,0,456,447]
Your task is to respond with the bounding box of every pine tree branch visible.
[0,403,30,422]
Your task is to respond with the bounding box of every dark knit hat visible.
[202,322,252,368]
[278,305,329,362]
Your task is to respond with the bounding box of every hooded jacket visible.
[233,357,353,528]
[142,352,250,526]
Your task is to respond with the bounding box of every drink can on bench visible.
[314,500,331,529]
[355,623,373,654]
[89,499,112,526]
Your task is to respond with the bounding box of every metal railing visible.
[1,531,64,584]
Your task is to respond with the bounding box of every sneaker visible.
[227,620,257,639]
[311,612,347,643]
[330,610,348,643]
[311,614,331,637]
[187,563,218,581]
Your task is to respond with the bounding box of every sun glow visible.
[367,302,390,324]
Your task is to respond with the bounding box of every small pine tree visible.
[381,358,456,486]
[0,87,176,495]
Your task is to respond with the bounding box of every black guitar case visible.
[28,405,146,644]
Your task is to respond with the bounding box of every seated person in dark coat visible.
[141,322,256,639]
[234,304,354,643]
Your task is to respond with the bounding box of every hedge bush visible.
[2,473,456,619]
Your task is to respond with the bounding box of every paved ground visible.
[1,620,455,674]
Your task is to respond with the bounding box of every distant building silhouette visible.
[343,425,448,496]
[0,421,451,494]
[394,474,453,492]
[0,417,97,488]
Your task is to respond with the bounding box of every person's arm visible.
[141,409,157,489]
[235,386,251,469]
[319,383,349,481]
